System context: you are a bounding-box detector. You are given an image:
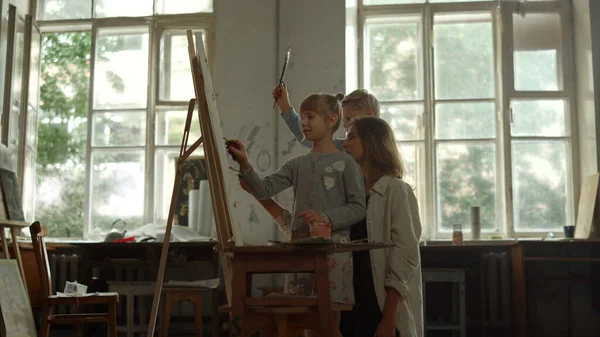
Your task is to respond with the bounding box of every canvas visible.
[0,260,36,337]
[0,168,24,221]
[187,32,244,245]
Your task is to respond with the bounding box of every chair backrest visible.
[29,222,53,299]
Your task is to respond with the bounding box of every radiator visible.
[481,252,511,328]
[49,253,80,314]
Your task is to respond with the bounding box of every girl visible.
[274,83,380,149]
[227,93,365,310]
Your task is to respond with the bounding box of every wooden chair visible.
[161,287,208,337]
[30,221,119,337]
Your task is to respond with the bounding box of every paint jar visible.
[310,222,332,239]
[452,224,463,246]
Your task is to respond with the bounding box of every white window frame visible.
[357,0,577,240]
[32,0,215,238]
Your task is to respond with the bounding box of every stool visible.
[108,282,155,337]
[422,269,466,337]
[161,287,215,337]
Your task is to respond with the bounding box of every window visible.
[34,0,213,238]
[357,0,575,239]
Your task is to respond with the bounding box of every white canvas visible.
[0,260,36,337]
[187,31,244,246]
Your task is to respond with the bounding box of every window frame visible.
[500,1,578,238]
[357,0,577,239]
[33,2,214,238]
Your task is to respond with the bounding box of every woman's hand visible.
[374,315,396,337]
[298,210,324,224]
[272,83,292,113]
[226,140,251,171]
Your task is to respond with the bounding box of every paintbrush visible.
[273,47,291,109]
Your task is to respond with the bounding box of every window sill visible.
[421,237,587,247]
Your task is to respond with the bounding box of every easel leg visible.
[230,256,247,337]
[314,253,334,337]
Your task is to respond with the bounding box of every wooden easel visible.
[0,220,31,292]
[146,30,240,337]
[146,30,390,337]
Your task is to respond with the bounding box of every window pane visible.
[29,27,41,110]
[399,142,426,232]
[399,142,424,193]
[39,0,92,20]
[156,0,212,14]
[512,141,571,231]
[92,111,146,146]
[364,0,424,4]
[94,0,152,18]
[381,104,424,141]
[154,149,178,224]
[8,15,26,163]
[434,13,494,99]
[437,143,497,231]
[94,28,149,109]
[435,102,495,140]
[23,146,36,221]
[37,32,91,238]
[90,150,145,234]
[26,105,38,154]
[365,16,422,101]
[11,15,25,111]
[160,30,206,102]
[513,13,562,91]
[155,109,202,146]
[511,100,567,137]
[430,0,490,2]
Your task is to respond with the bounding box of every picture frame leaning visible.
[0,260,36,337]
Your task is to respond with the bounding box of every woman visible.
[340,116,423,337]
[244,116,423,337]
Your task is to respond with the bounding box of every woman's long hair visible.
[351,116,405,182]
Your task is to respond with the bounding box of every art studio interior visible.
[1,0,600,336]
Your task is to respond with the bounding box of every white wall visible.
[215,0,346,245]
[214,0,279,246]
[574,0,598,181]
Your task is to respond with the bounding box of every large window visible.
[34,0,212,238]
[357,0,575,238]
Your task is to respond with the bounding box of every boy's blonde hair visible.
[341,89,380,117]
[350,116,405,181]
[300,93,344,133]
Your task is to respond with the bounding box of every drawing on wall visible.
[0,260,36,337]
[240,125,260,154]
[256,150,271,172]
[174,156,207,226]
[0,168,24,221]
[281,138,297,157]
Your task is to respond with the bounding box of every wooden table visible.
[222,242,391,336]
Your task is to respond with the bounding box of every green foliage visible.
[36,32,91,237]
